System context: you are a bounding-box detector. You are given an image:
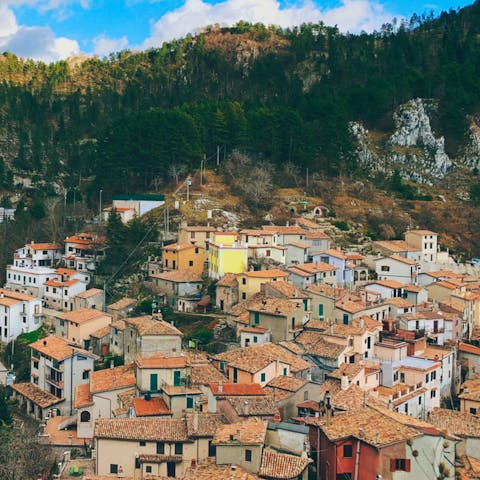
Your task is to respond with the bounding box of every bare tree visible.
[168,164,187,184]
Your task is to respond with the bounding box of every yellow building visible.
[237,269,289,301]
[162,242,204,275]
[208,232,248,280]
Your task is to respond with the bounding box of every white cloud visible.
[0,4,79,62]
[141,0,397,49]
[93,34,129,58]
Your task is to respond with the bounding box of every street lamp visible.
[99,189,103,225]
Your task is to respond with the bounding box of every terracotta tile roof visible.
[0,288,37,301]
[459,342,480,355]
[297,399,321,411]
[55,267,78,276]
[370,279,405,289]
[408,229,437,236]
[108,297,136,310]
[262,225,306,235]
[26,242,61,251]
[429,408,480,438]
[133,397,171,417]
[227,396,279,416]
[327,363,365,381]
[288,241,309,249]
[11,382,63,408]
[294,331,348,359]
[389,254,417,265]
[0,297,20,306]
[135,355,187,369]
[240,229,275,236]
[75,288,103,299]
[111,319,126,330]
[58,308,109,325]
[29,335,93,361]
[210,382,265,396]
[305,231,331,239]
[163,242,198,252]
[125,316,183,336]
[321,406,420,447]
[458,376,480,402]
[456,455,480,480]
[94,417,189,441]
[151,269,202,283]
[247,297,303,317]
[373,240,410,253]
[90,364,136,393]
[322,249,348,260]
[226,292,266,317]
[74,383,93,408]
[305,283,344,298]
[335,299,366,313]
[90,325,111,339]
[385,297,414,308]
[213,343,311,374]
[265,281,309,300]
[45,278,79,288]
[114,388,136,416]
[351,316,383,331]
[183,463,260,480]
[190,363,227,385]
[290,262,338,274]
[259,448,312,479]
[266,376,307,392]
[213,418,267,445]
[278,341,305,356]
[243,269,288,279]
[403,284,423,292]
[185,412,227,437]
[217,273,238,287]
[240,326,270,334]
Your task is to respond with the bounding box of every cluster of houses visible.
[3,217,480,479]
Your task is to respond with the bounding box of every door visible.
[150,373,158,392]
[233,367,238,383]
[167,462,176,477]
[173,370,181,387]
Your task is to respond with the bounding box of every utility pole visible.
[99,189,103,225]
[216,145,220,166]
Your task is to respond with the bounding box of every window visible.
[156,442,165,454]
[260,372,266,382]
[59,320,65,327]
[393,372,398,381]
[343,444,353,458]
[253,336,258,343]
[400,373,405,383]
[470,408,477,415]
[242,278,246,285]
[82,370,90,380]
[33,361,39,369]
[381,265,390,272]
[110,465,118,474]
[146,466,152,473]
[431,371,436,380]
[254,312,260,325]
[304,390,309,401]
[80,411,91,422]
[343,314,349,325]
[245,449,252,462]
[139,441,146,446]
[283,367,287,376]
[174,442,183,455]
[319,304,324,319]
[425,373,429,383]
[391,459,411,472]
[431,390,437,398]
[266,250,271,257]
[208,440,216,457]
[419,397,422,405]
[242,292,246,300]
[186,397,194,409]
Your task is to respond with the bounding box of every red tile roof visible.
[209,382,265,396]
[90,364,136,393]
[11,382,63,408]
[259,448,312,479]
[459,342,480,355]
[133,397,171,417]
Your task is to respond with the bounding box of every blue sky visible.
[0,0,473,62]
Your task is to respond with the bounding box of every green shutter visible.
[319,304,324,318]
[150,373,158,392]
[173,370,181,387]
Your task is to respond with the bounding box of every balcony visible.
[46,376,64,388]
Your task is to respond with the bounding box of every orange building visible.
[162,242,205,275]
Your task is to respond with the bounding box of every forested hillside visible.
[0,2,479,254]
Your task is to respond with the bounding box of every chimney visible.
[193,409,199,432]
[243,400,249,416]
[218,381,223,394]
[273,412,281,424]
[110,360,114,369]
[359,318,364,328]
[341,375,349,390]
[43,339,47,346]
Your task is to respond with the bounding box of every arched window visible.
[80,411,91,422]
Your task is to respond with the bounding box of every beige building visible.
[213,419,267,474]
[72,288,105,311]
[106,297,137,320]
[53,308,112,349]
[94,413,225,477]
[405,229,438,262]
[123,315,183,363]
[216,273,239,312]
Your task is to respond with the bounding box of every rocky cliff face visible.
[352,98,453,184]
